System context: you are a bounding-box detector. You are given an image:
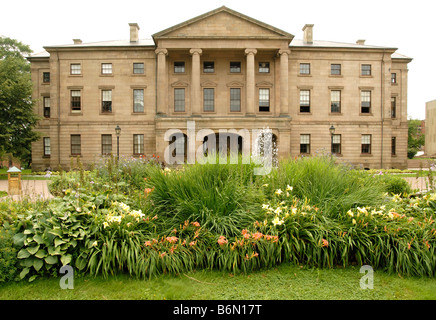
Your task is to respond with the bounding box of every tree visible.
[408,118,425,159]
[0,37,40,167]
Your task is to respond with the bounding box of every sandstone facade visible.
[28,6,412,170]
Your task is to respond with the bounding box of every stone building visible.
[27,6,412,170]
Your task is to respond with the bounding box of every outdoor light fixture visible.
[329,125,335,156]
[115,125,121,160]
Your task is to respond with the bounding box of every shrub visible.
[145,162,265,237]
[0,226,18,282]
[262,155,386,217]
[376,174,412,195]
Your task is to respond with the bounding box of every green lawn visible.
[1,263,435,300]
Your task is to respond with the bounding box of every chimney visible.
[73,39,82,44]
[129,23,140,42]
[356,39,366,45]
[303,24,314,44]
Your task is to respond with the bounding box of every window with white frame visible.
[102,90,112,113]
[133,134,144,155]
[230,88,241,112]
[300,134,310,154]
[259,88,270,112]
[361,134,371,154]
[133,89,144,113]
[174,88,185,112]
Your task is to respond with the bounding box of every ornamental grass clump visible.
[144,162,265,237]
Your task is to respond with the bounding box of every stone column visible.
[245,48,257,116]
[190,48,202,116]
[155,48,168,115]
[279,49,291,116]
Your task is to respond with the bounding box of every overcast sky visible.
[2,0,434,119]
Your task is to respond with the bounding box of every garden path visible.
[403,176,433,192]
[0,180,53,201]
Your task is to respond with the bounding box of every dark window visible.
[361,135,371,154]
[300,134,310,154]
[133,134,144,155]
[230,61,241,73]
[392,137,396,156]
[133,63,144,74]
[259,88,270,112]
[391,73,397,84]
[300,90,310,113]
[43,72,50,83]
[361,91,371,113]
[259,62,270,73]
[101,63,112,74]
[174,88,185,112]
[71,90,81,112]
[203,61,214,73]
[43,137,51,157]
[133,89,144,113]
[300,63,310,75]
[101,134,112,155]
[230,88,241,112]
[331,64,341,75]
[361,64,371,76]
[203,88,214,112]
[102,90,112,113]
[174,62,185,73]
[391,97,396,118]
[71,135,81,155]
[70,64,81,75]
[43,97,50,118]
[332,134,341,154]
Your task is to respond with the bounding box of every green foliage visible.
[408,118,425,159]
[145,162,265,237]
[0,226,18,282]
[0,37,39,164]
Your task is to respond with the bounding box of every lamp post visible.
[115,125,121,160]
[329,125,335,157]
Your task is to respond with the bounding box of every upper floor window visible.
[230,61,241,73]
[133,63,144,74]
[300,63,310,75]
[203,61,214,73]
[43,72,50,83]
[203,88,215,112]
[300,90,310,113]
[259,62,270,73]
[391,137,396,156]
[361,64,371,76]
[101,63,112,75]
[391,73,397,84]
[391,97,397,118]
[174,61,185,73]
[43,97,50,118]
[102,90,112,113]
[230,88,241,112]
[174,88,185,112]
[331,64,341,75]
[361,90,371,114]
[133,89,144,113]
[330,90,341,113]
[70,90,81,112]
[70,64,81,75]
[259,88,270,112]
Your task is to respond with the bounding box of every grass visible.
[1,263,435,300]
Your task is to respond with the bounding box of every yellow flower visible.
[272,216,284,226]
[262,204,270,210]
[286,185,293,191]
[347,210,354,217]
[274,207,282,215]
[352,219,356,225]
[275,189,283,195]
[262,184,269,187]
[291,208,298,215]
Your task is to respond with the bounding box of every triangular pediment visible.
[153,6,293,41]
